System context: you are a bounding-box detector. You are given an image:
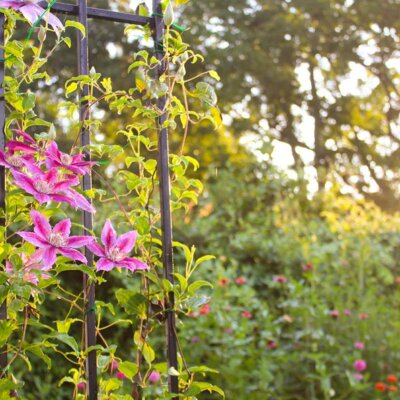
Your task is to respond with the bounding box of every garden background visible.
[3,0,400,399]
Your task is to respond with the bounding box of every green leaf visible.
[208,70,220,81]
[188,280,213,294]
[22,93,35,111]
[116,289,148,319]
[65,82,78,97]
[118,361,139,380]
[65,21,86,37]
[47,333,79,355]
[142,342,155,365]
[184,382,225,398]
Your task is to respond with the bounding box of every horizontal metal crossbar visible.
[38,1,152,25]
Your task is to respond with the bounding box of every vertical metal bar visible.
[0,14,7,372]
[77,1,97,398]
[152,1,179,397]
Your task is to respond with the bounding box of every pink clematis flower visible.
[11,168,95,213]
[17,209,94,267]
[6,251,49,285]
[87,220,148,272]
[45,141,96,176]
[0,1,63,33]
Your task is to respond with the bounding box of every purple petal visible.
[30,209,51,239]
[116,231,137,255]
[67,235,94,248]
[86,241,106,257]
[52,218,71,237]
[19,3,43,25]
[101,220,117,251]
[45,10,64,32]
[95,258,115,272]
[17,231,48,247]
[58,248,87,264]
[119,257,149,271]
[42,247,57,267]
[0,1,22,10]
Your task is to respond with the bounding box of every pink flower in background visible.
[344,309,352,316]
[0,1,63,33]
[354,373,363,381]
[330,310,340,319]
[358,313,369,320]
[148,371,160,383]
[45,141,96,176]
[87,220,148,272]
[274,275,288,284]
[111,360,119,373]
[354,341,365,350]
[241,311,253,319]
[303,263,314,271]
[353,359,367,372]
[17,210,94,267]
[267,340,278,350]
[235,276,246,284]
[218,277,229,287]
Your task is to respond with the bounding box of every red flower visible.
[387,374,398,384]
[375,382,386,392]
[388,385,398,392]
[303,263,314,271]
[267,340,278,350]
[235,276,247,285]
[199,304,210,315]
[274,275,288,284]
[241,311,253,319]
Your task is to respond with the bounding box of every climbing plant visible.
[0,0,223,398]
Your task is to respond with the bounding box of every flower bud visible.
[163,2,174,26]
[38,26,46,43]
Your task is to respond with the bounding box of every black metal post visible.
[77,1,97,398]
[0,13,7,372]
[152,1,179,397]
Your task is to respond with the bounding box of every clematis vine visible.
[45,141,96,176]
[0,0,63,33]
[87,220,148,272]
[17,209,94,267]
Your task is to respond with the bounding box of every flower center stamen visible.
[34,180,54,194]
[6,154,23,168]
[48,231,67,247]
[60,153,73,166]
[108,247,126,262]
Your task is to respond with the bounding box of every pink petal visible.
[116,231,137,255]
[45,141,60,160]
[0,1,23,8]
[19,3,43,25]
[6,141,36,153]
[54,176,79,191]
[67,235,94,248]
[65,190,95,213]
[58,248,87,264]
[119,257,149,271]
[44,168,59,185]
[30,209,51,239]
[14,129,36,144]
[86,242,106,257]
[96,258,115,272]
[23,159,42,174]
[42,247,57,267]
[45,10,64,32]
[53,218,71,237]
[17,232,48,247]
[11,170,36,194]
[101,220,117,250]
